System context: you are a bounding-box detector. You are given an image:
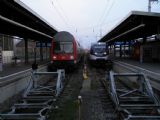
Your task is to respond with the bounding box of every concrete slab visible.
[0,61,48,77]
[81,78,91,92]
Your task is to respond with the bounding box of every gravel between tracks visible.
[80,64,110,120]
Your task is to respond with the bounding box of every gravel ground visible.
[49,64,84,120]
[80,63,110,120]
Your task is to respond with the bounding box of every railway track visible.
[94,67,118,120]
[48,64,83,120]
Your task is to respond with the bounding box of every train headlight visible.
[70,55,74,60]
[94,52,98,55]
[53,56,57,59]
[103,52,107,55]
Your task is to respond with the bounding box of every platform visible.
[0,61,49,77]
[113,58,160,91]
[115,58,160,74]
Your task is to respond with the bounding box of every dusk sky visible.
[20,0,160,49]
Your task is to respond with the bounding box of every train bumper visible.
[89,54,110,61]
[51,60,76,69]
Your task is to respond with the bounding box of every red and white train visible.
[48,31,83,71]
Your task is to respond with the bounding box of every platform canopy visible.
[99,11,160,43]
[0,0,57,41]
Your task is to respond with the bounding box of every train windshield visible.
[92,45,106,53]
[53,41,73,54]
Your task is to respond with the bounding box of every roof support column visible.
[40,41,43,61]
[109,44,112,54]
[24,39,28,64]
[114,42,116,57]
[123,41,126,58]
[0,37,2,71]
[128,41,131,58]
[120,44,122,58]
[158,24,160,36]
[140,37,146,63]
[34,47,37,62]
[45,42,48,60]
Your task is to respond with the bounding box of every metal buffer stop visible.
[0,69,65,120]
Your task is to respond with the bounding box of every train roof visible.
[53,31,74,42]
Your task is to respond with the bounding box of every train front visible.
[50,31,77,70]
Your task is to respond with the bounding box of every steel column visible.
[114,43,116,57]
[34,47,37,62]
[25,39,28,64]
[40,41,43,61]
[124,41,126,57]
[128,41,131,58]
[120,44,122,58]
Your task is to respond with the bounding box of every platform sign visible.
[0,46,2,72]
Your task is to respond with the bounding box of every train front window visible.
[93,45,106,53]
[53,42,73,54]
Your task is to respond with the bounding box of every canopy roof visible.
[99,11,160,43]
[0,0,57,41]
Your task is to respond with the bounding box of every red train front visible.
[49,31,82,71]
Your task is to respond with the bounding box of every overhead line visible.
[96,0,110,28]
[100,0,115,27]
[50,0,70,28]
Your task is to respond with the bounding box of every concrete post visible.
[124,41,126,57]
[114,43,116,57]
[109,45,112,54]
[45,42,48,60]
[34,47,36,62]
[128,41,131,58]
[140,37,146,63]
[120,44,122,58]
[140,46,143,63]
[0,37,2,71]
[40,41,43,61]
[24,39,28,64]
